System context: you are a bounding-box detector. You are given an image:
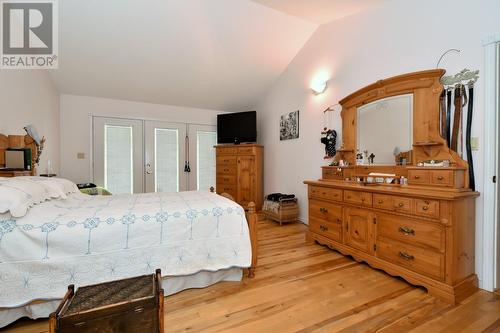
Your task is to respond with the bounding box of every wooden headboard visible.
[0,133,37,175]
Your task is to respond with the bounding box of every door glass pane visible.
[155,128,179,192]
[197,131,217,190]
[104,125,133,194]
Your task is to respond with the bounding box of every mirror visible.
[357,94,413,165]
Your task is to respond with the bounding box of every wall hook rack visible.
[323,103,341,113]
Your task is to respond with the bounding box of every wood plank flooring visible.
[3,220,500,332]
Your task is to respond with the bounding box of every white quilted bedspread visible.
[0,191,251,307]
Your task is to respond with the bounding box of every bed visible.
[0,177,257,328]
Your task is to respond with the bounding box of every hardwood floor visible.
[3,221,500,332]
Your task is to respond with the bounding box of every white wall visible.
[60,94,228,183]
[256,0,500,288]
[0,71,60,174]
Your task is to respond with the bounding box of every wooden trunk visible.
[50,269,164,333]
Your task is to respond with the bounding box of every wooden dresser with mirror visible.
[0,133,37,177]
[304,70,479,303]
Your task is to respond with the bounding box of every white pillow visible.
[0,177,79,217]
[18,176,68,199]
[0,178,48,204]
[49,177,79,194]
[0,179,48,217]
[0,186,31,217]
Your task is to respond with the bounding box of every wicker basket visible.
[263,199,299,225]
[49,269,164,333]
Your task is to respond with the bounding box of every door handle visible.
[146,163,152,175]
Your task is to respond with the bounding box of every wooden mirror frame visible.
[337,69,467,170]
[0,133,38,175]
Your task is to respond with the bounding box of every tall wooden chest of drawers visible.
[304,179,479,304]
[215,144,263,210]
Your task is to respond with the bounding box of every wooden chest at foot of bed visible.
[49,269,164,333]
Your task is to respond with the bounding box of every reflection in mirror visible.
[357,94,413,165]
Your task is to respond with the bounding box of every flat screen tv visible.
[217,111,257,144]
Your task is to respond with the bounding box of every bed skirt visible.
[0,267,243,328]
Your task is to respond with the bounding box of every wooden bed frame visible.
[210,187,258,278]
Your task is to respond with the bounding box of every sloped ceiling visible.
[250,0,387,24]
[49,0,317,111]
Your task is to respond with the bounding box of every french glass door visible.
[144,122,217,192]
[93,117,144,194]
[144,121,186,192]
[93,117,216,193]
[188,124,217,191]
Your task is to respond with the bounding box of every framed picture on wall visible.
[280,110,299,141]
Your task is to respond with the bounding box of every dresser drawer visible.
[217,175,236,185]
[344,190,372,207]
[216,184,237,195]
[216,147,238,155]
[377,238,444,280]
[377,213,444,252]
[309,199,342,223]
[216,156,237,166]
[309,186,342,202]
[415,199,440,219]
[430,170,453,186]
[322,168,344,180]
[237,146,257,155]
[408,170,430,185]
[217,165,237,175]
[373,194,413,214]
[309,217,342,243]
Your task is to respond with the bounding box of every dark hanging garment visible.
[465,84,475,190]
[450,86,463,152]
[446,90,452,146]
[440,90,447,138]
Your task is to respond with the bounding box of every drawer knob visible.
[414,175,420,179]
[319,207,328,213]
[336,218,342,223]
[398,226,415,235]
[398,202,404,208]
[347,196,351,199]
[361,198,365,202]
[378,200,383,204]
[399,251,415,261]
[320,225,328,232]
[437,176,444,180]
[422,206,429,211]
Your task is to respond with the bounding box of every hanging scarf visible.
[439,90,447,139]
[465,83,475,190]
[450,85,463,152]
[446,89,452,146]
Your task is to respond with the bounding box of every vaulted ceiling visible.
[250,0,387,25]
[49,0,384,111]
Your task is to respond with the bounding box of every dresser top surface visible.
[215,144,263,148]
[304,179,479,200]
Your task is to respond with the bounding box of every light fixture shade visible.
[311,80,328,94]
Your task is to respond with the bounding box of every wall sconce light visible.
[311,80,328,95]
[310,72,330,95]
